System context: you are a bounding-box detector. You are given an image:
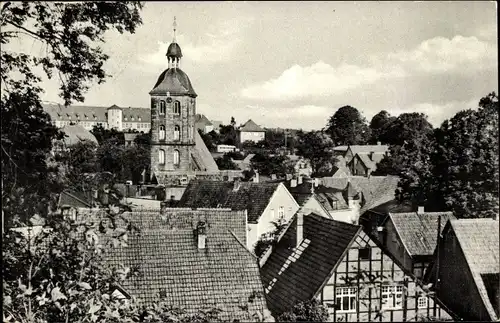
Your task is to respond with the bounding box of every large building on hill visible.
[43,103,151,132]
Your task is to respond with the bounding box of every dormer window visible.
[159,125,165,140]
[124,117,128,121]
[138,117,142,121]
[160,101,166,115]
[174,101,181,115]
[174,125,180,140]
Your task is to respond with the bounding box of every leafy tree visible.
[91,124,125,146]
[378,112,433,146]
[431,92,499,218]
[226,151,245,160]
[198,129,219,151]
[369,110,396,144]
[215,154,238,170]
[325,105,370,146]
[277,299,328,322]
[253,220,288,258]
[1,1,143,229]
[219,124,238,146]
[96,137,126,180]
[295,131,335,175]
[250,153,294,178]
[230,116,236,128]
[122,144,150,184]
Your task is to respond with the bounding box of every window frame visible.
[174,100,181,115]
[174,125,180,140]
[381,285,404,310]
[159,101,166,115]
[335,287,357,313]
[159,125,166,140]
[278,206,285,220]
[417,296,428,309]
[173,149,180,166]
[358,247,371,260]
[159,149,165,165]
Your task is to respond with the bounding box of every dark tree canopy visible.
[1,1,144,228]
[325,105,371,146]
[215,154,239,170]
[378,112,433,146]
[296,131,335,175]
[369,110,396,144]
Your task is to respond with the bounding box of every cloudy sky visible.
[37,2,498,130]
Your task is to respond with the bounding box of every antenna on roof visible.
[173,16,177,42]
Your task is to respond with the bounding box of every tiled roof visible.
[78,208,268,320]
[193,131,219,172]
[260,213,361,316]
[348,144,389,155]
[451,219,499,320]
[149,68,197,97]
[177,181,281,223]
[58,190,93,209]
[320,175,400,214]
[43,103,149,123]
[195,114,213,127]
[388,211,455,256]
[60,124,99,146]
[239,119,265,132]
[284,181,349,210]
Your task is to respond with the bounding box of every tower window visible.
[174,125,180,140]
[174,101,181,115]
[159,149,165,164]
[159,125,166,140]
[173,150,180,166]
[160,101,166,115]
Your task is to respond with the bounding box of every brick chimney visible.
[196,221,207,249]
[233,177,241,191]
[291,178,297,187]
[297,212,304,247]
[417,206,425,215]
[253,172,259,183]
[314,178,320,187]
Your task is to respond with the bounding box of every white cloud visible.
[240,61,404,101]
[389,99,480,127]
[139,18,252,66]
[387,35,497,74]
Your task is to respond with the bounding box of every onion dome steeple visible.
[167,16,182,67]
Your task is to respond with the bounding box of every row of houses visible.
[47,170,499,322]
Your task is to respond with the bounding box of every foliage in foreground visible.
[277,299,329,322]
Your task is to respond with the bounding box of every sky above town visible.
[27,2,500,130]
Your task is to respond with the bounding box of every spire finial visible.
[173,16,177,42]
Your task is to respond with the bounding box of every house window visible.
[417,296,428,309]
[173,150,180,165]
[159,149,165,164]
[278,206,285,220]
[381,285,404,309]
[159,125,165,140]
[270,209,275,219]
[160,101,166,114]
[359,248,371,260]
[174,125,180,140]
[174,101,181,115]
[335,287,357,312]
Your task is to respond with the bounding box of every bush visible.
[277,299,328,322]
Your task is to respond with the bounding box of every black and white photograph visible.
[1,1,498,322]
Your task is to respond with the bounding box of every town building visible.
[239,119,266,143]
[424,218,499,321]
[195,114,214,133]
[176,179,300,250]
[43,103,151,132]
[52,123,99,154]
[148,21,220,186]
[66,207,271,321]
[370,208,455,280]
[332,143,389,177]
[259,212,453,322]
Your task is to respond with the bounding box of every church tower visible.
[149,17,198,185]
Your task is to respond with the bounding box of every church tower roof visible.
[149,17,196,97]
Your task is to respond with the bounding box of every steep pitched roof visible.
[239,119,265,132]
[60,124,99,146]
[58,190,93,209]
[387,211,455,256]
[260,213,361,315]
[193,130,219,172]
[78,208,268,320]
[177,181,281,223]
[42,103,149,123]
[346,144,389,155]
[450,219,499,320]
[195,114,213,127]
[284,181,349,210]
[321,175,400,214]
